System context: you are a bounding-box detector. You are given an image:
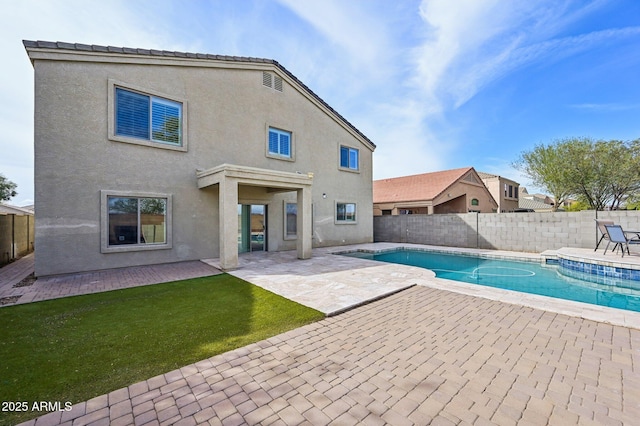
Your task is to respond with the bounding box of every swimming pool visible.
[344,249,640,313]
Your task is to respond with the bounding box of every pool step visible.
[540,250,559,265]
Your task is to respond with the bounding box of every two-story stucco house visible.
[373,167,498,215]
[477,172,520,213]
[24,40,375,276]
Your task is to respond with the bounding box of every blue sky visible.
[2,0,640,206]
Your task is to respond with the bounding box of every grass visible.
[0,274,324,425]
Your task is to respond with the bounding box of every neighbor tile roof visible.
[477,171,498,180]
[519,197,554,211]
[373,167,474,203]
[22,40,375,149]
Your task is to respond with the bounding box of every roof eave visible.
[23,40,376,151]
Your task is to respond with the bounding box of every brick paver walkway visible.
[0,253,34,290]
[23,285,640,425]
[0,260,220,306]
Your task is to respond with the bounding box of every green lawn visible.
[0,274,324,425]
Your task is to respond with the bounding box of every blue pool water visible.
[345,249,640,313]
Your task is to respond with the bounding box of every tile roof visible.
[373,167,475,203]
[518,197,554,211]
[22,40,375,149]
[477,172,498,179]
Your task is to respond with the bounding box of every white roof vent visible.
[274,75,283,92]
[262,71,283,92]
[262,71,272,88]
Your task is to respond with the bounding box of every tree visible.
[152,116,181,144]
[514,137,640,211]
[0,173,18,202]
[565,200,590,212]
[568,138,611,211]
[610,139,640,209]
[512,139,581,211]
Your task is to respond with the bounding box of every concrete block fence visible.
[373,210,640,253]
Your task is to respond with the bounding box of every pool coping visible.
[327,243,640,329]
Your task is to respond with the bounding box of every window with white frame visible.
[101,191,172,253]
[336,202,356,223]
[268,127,292,159]
[339,146,359,171]
[284,202,297,239]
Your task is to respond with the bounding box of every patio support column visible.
[296,186,312,259]
[219,176,239,270]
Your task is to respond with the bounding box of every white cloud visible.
[410,0,640,113]
[569,102,640,111]
[4,0,636,202]
[275,0,391,69]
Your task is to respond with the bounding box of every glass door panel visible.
[238,204,266,253]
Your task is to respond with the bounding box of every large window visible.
[336,202,356,223]
[268,127,292,159]
[116,88,182,145]
[284,202,297,240]
[101,191,172,253]
[340,146,359,171]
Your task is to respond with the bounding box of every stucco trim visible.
[196,164,313,190]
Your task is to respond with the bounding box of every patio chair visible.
[594,219,614,251]
[603,224,640,257]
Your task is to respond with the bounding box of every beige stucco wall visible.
[31,51,374,276]
[432,180,496,213]
[482,176,519,213]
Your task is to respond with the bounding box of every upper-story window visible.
[116,88,182,145]
[109,80,187,152]
[268,127,292,159]
[339,146,359,171]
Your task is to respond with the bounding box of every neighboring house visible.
[0,204,34,215]
[25,40,375,276]
[520,188,555,206]
[373,167,498,215]
[477,172,520,213]
[518,197,555,212]
[519,188,560,212]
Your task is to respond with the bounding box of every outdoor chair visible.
[594,219,614,251]
[603,224,640,257]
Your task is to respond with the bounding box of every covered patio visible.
[197,164,314,270]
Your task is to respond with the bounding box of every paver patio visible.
[5,243,640,425]
[19,285,640,425]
